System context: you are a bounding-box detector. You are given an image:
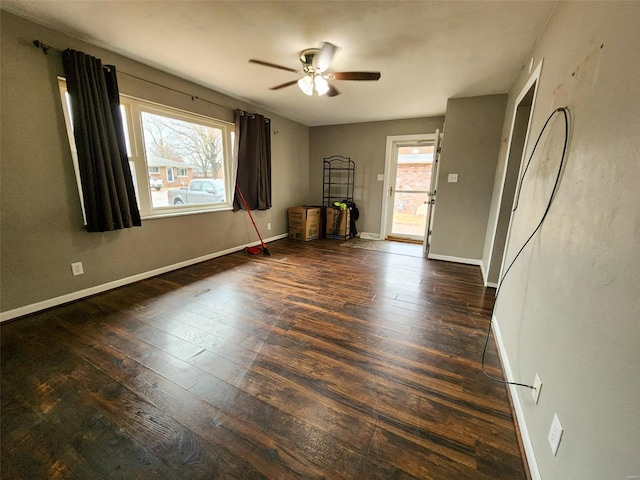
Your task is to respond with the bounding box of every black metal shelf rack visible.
[322,155,355,207]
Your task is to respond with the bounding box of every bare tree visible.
[141,114,182,162]
[172,124,222,178]
[141,112,223,178]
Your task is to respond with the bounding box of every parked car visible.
[167,179,225,205]
[149,177,163,191]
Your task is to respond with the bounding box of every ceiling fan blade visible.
[315,42,338,73]
[328,71,381,81]
[249,59,300,73]
[269,79,299,90]
[326,84,340,97]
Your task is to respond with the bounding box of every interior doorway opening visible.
[485,62,541,285]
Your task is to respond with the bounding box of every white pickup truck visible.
[167,179,225,205]
[149,177,163,191]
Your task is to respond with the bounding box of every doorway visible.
[485,61,541,285]
[382,131,440,253]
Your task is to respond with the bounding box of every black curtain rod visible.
[33,39,234,113]
[33,40,64,54]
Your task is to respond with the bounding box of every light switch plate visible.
[448,173,459,183]
[377,174,384,181]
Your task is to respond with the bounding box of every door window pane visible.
[392,191,431,236]
[391,145,435,238]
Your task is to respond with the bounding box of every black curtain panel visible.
[233,110,272,211]
[63,49,141,232]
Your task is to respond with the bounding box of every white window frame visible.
[58,78,235,220]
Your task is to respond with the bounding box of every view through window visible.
[58,78,234,220]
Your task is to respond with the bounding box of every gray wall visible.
[309,117,444,235]
[0,12,310,314]
[492,2,640,479]
[429,94,507,261]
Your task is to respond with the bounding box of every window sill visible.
[142,205,233,220]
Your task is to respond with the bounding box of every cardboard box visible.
[326,207,351,239]
[288,206,321,241]
[306,205,326,238]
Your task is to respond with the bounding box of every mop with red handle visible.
[235,184,271,256]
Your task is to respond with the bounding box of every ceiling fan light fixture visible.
[251,41,380,98]
[314,75,330,96]
[297,75,314,96]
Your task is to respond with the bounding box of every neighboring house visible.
[395,150,434,215]
[146,153,194,187]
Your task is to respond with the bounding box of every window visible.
[58,78,234,219]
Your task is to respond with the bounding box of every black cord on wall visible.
[481,107,570,389]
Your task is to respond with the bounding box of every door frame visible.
[486,60,543,286]
[380,133,437,241]
[423,129,440,255]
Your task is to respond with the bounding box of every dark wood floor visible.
[1,238,527,479]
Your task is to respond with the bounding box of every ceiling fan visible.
[249,42,381,97]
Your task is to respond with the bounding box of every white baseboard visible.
[491,316,541,480]
[0,233,288,323]
[359,232,382,240]
[427,253,483,266]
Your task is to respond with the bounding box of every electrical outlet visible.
[267,222,272,230]
[532,374,543,404]
[71,262,84,276]
[447,173,459,183]
[548,413,563,456]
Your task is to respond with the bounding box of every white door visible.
[383,132,438,244]
[423,129,440,255]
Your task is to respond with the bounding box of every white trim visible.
[480,260,488,283]
[487,60,543,285]
[359,232,382,240]
[479,261,499,287]
[424,129,441,256]
[426,253,483,266]
[492,316,541,480]
[0,233,288,323]
[480,260,488,282]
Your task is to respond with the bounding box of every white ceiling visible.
[1,1,556,127]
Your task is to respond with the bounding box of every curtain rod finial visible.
[33,40,48,54]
